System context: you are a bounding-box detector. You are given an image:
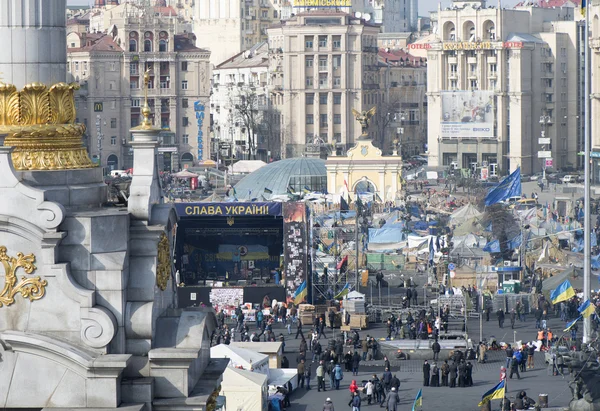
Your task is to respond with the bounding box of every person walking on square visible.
[305,361,312,390]
[527,343,536,369]
[364,380,374,405]
[386,387,400,411]
[432,339,441,361]
[449,360,458,387]
[510,309,516,329]
[328,360,336,389]
[509,355,521,379]
[298,359,306,388]
[295,318,304,339]
[334,362,344,390]
[323,398,335,411]
[350,391,361,411]
[317,360,326,392]
[352,350,361,375]
[497,309,505,328]
[422,360,431,386]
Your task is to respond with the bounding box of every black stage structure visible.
[173,202,309,308]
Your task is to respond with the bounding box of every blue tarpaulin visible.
[368,227,407,244]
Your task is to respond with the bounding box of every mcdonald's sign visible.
[94,102,103,112]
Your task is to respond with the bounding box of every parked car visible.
[529,172,543,181]
[561,175,578,184]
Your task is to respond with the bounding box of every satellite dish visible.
[354,11,362,18]
[364,13,372,21]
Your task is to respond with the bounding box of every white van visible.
[561,175,577,184]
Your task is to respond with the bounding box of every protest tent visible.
[220,366,268,411]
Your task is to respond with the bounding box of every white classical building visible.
[211,42,281,162]
[68,1,212,171]
[267,10,381,157]
[426,0,583,175]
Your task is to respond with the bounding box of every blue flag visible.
[485,167,521,206]
[429,237,435,264]
[483,239,501,253]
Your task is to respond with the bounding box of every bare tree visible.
[259,106,283,161]
[373,96,403,153]
[230,87,260,159]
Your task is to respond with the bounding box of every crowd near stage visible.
[173,201,310,310]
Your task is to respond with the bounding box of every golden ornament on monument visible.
[0,246,47,308]
[156,233,171,291]
[0,81,94,170]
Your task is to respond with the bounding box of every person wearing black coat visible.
[432,340,441,361]
[458,361,467,387]
[465,362,473,387]
[406,288,412,308]
[382,368,392,392]
[344,351,353,372]
[497,309,505,328]
[390,374,401,391]
[441,360,450,387]
[328,310,336,330]
[449,361,458,388]
[352,351,361,375]
[430,362,440,387]
[422,360,431,386]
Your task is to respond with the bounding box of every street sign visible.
[545,159,553,167]
[538,138,551,145]
[537,151,552,158]
[448,263,455,270]
[450,271,456,278]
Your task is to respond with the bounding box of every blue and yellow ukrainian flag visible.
[411,389,423,411]
[579,299,596,318]
[334,283,351,299]
[287,186,295,195]
[293,280,307,305]
[582,0,586,16]
[478,380,505,406]
[564,315,582,332]
[550,280,575,304]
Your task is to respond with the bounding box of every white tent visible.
[210,344,270,376]
[229,160,267,174]
[221,366,268,411]
[449,203,482,226]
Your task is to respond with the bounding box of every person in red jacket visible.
[349,379,359,399]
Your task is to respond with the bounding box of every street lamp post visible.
[539,114,551,187]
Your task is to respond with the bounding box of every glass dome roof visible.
[234,157,327,198]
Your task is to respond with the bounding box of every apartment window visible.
[306,114,314,124]
[130,62,139,75]
[110,118,117,128]
[333,35,341,49]
[469,64,476,74]
[561,62,567,72]
[182,134,189,144]
[130,80,139,89]
[318,35,327,47]
[561,78,567,87]
[129,39,137,52]
[333,55,341,68]
[333,77,341,88]
[450,64,457,73]
[306,76,313,88]
[319,73,328,87]
[561,47,566,57]
[131,98,140,107]
[181,80,188,90]
[543,63,553,73]
[306,93,314,104]
[83,62,88,71]
[490,63,497,73]
[334,133,341,142]
[320,114,328,126]
[319,93,328,105]
[305,56,314,67]
[333,93,342,104]
[75,62,79,71]
[334,114,341,124]
[305,36,314,49]
[489,79,497,90]
[110,136,117,145]
[470,79,478,89]
[182,98,188,108]
[181,61,188,71]
[319,57,328,70]
[182,117,189,126]
[545,93,553,102]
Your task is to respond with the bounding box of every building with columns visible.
[267,10,381,158]
[426,0,582,175]
[67,2,211,171]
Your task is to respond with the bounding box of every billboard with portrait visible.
[440,91,495,138]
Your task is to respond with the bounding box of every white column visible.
[0,0,67,88]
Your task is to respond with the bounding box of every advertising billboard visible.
[441,91,495,139]
[293,0,351,6]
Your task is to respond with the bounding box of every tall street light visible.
[539,114,551,187]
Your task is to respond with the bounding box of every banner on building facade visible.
[440,91,495,139]
[175,202,283,217]
[293,0,351,6]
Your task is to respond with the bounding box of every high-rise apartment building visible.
[194,0,282,67]
[267,10,381,157]
[426,0,581,175]
[67,2,211,171]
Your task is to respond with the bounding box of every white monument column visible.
[0,0,67,88]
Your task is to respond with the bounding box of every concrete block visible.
[121,378,154,405]
[69,185,106,207]
[86,377,120,408]
[96,270,127,291]
[59,216,91,246]
[58,244,91,271]
[91,251,127,271]
[91,215,129,253]
[96,290,126,327]
[71,269,96,290]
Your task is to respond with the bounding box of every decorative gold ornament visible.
[132,69,159,131]
[351,106,377,138]
[0,81,94,170]
[206,385,221,411]
[227,216,235,226]
[0,246,47,307]
[156,233,171,291]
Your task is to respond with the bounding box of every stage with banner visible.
[174,202,310,305]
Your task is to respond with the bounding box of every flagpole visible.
[583,1,592,344]
[501,376,507,411]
